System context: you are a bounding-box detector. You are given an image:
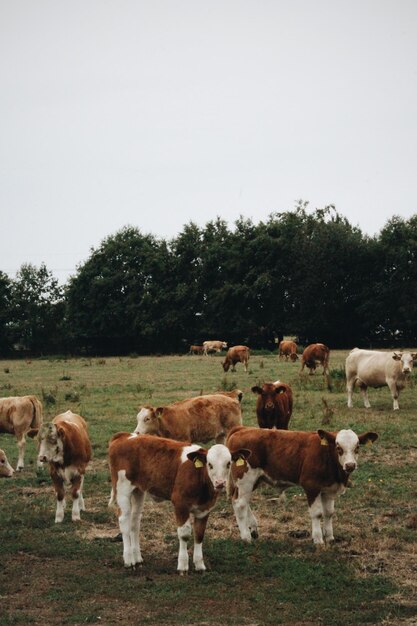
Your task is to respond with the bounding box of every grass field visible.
[1,350,417,625]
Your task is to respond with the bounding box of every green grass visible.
[1,351,417,624]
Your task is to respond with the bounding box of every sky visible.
[1,0,417,284]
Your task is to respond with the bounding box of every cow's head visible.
[222,359,230,372]
[318,428,378,474]
[37,423,65,464]
[222,342,228,349]
[134,406,160,435]
[290,352,299,362]
[187,444,248,492]
[0,449,14,478]
[392,352,417,374]
[251,382,287,410]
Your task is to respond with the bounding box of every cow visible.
[214,389,243,402]
[0,449,14,477]
[279,340,298,362]
[251,381,293,429]
[226,425,378,546]
[108,433,248,573]
[0,395,43,470]
[300,343,330,375]
[189,345,204,355]
[222,345,250,373]
[37,410,92,523]
[346,348,417,410]
[203,340,227,355]
[135,393,242,445]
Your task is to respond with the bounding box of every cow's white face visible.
[206,444,232,491]
[38,424,64,464]
[393,352,416,374]
[134,407,158,435]
[335,429,360,473]
[0,449,14,477]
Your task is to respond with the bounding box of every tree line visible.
[1,203,417,356]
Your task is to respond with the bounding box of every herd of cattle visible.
[0,341,416,574]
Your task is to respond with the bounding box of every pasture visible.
[0,350,417,625]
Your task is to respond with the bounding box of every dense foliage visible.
[2,206,417,355]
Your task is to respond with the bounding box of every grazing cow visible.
[0,449,14,477]
[189,345,204,355]
[135,393,242,444]
[108,433,247,573]
[279,340,298,362]
[300,343,330,375]
[222,345,250,373]
[203,340,227,355]
[251,381,293,429]
[227,425,378,545]
[37,410,92,523]
[346,348,417,410]
[0,395,43,470]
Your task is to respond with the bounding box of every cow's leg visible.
[193,513,209,571]
[71,474,83,521]
[53,476,66,523]
[232,469,260,542]
[307,492,324,545]
[359,384,371,408]
[387,380,400,410]
[174,506,192,574]
[116,470,135,567]
[15,431,26,471]
[346,376,355,408]
[78,475,86,511]
[321,493,335,543]
[130,489,145,566]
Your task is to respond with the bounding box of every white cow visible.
[346,348,417,410]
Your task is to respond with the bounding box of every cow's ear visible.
[251,386,262,394]
[412,353,417,361]
[187,449,207,468]
[274,385,286,395]
[155,407,164,418]
[358,432,378,446]
[231,448,251,466]
[317,430,335,446]
[57,426,66,441]
[392,352,402,361]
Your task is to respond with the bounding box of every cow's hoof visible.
[250,529,259,540]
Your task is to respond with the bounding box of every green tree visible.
[0,271,12,355]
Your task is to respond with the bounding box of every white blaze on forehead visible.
[206,444,232,487]
[181,444,200,463]
[273,380,281,385]
[135,407,153,433]
[335,429,360,470]
[401,353,414,371]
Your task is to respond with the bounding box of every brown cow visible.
[189,345,204,355]
[108,433,247,572]
[37,410,92,523]
[279,340,298,362]
[0,395,43,470]
[251,381,293,429]
[222,345,250,373]
[0,449,14,477]
[300,343,330,375]
[135,393,242,444]
[227,425,378,545]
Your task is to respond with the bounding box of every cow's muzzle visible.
[344,462,356,474]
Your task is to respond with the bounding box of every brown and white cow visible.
[203,340,227,355]
[300,343,330,375]
[189,345,204,355]
[227,426,378,545]
[37,410,92,523]
[0,395,43,470]
[279,340,298,362]
[135,393,242,444]
[108,433,247,573]
[0,449,14,477]
[251,381,293,429]
[222,345,250,373]
[346,348,417,410]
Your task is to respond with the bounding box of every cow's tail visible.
[27,396,43,437]
[108,487,117,508]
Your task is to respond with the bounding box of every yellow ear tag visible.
[194,458,204,468]
[320,438,329,446]
[235,457,245,467]
[366,439,373,446]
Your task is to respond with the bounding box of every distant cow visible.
[279,340,298,362]
[0,395,43,470]
[37,410,92,523]
[251,381,293,429]
[108,433,247,572]
[227,425,378,545]
[300,343,330,375]
[346,348,417,410]
[222,346,250,373]
[189,345,204,355]
[0,449,14,477]
[203,340,227,355]
[135,393,242,444]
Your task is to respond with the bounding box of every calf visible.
[37,410,92,523]
[0,449,14,477]
[251,381,293,429]
[279,340,298,361]
[227,425,378,546]
[108,433,247,573]
[346,348,417,410]
[135,393,242,444]
[189,345,204,355]
[300,343,330,375]
[0,395,43,470]
[222,345,250,373]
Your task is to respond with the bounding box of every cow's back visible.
[346,349,393,386]
[0,396,41,434]
[54,411,92,465]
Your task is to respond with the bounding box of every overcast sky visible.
[1,0,417,283]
